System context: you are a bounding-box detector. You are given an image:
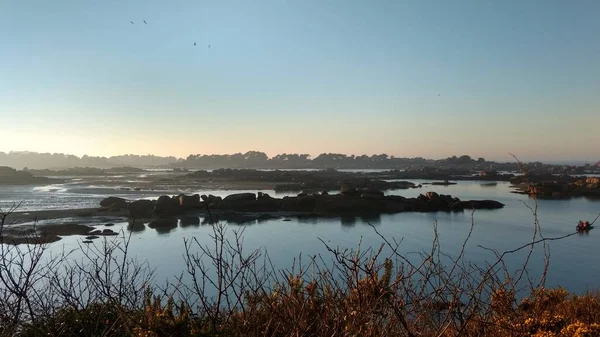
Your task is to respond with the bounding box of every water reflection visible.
[284,214,383,227]
[578,230,592,237]
[359,214,381,225]
[480,182,498,187]
[127,220,146,232]
[529,195,600,202]
[297,216,318,225]
[179,216,200,227]
[210,214,257,225]
[340,216,356,227]
[148,217,178,234]
[201,213,283,226]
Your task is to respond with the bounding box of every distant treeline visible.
[0,151,487,169]
[0,152,179,170]
[1,151,598,171]
[180,152,489,169]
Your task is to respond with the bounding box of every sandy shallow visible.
[1,208,128,244]
[8,208,127,224]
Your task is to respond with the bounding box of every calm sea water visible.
[1,177,599,293]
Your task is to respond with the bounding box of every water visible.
[1,177,599,294]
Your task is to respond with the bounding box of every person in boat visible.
[578,221,591,230]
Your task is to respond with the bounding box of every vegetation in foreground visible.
[1,203,599,337]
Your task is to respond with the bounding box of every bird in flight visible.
[208,44,211,48]
[130,21,134,24]
[143,20,147,24]
[194,42,197,46]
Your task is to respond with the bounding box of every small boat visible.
[576,221,593,232]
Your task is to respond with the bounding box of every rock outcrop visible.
[106,189,504,220]
[154,196,180,217]
[575,177,600,189]
[128,199,155,218]
[222,193,256,202]
[179,194,202,209]
[201,194,222,207]
[100,196,128,209]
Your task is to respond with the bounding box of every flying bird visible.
[130,21,134,24]
[194,42,197,46]
[208,44,211,48]
[143,20,147,24]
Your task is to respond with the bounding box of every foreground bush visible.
[2,204,599,336]
[12,277,600,336]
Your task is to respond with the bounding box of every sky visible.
[1,1,599,162]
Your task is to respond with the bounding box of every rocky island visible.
[108,188,504,220]
[2,188,504,244]
[512,176,600,199]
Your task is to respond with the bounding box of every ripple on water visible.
[33,184,69,193]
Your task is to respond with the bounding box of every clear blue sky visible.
[1,0,599,161]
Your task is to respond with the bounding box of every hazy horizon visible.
[2,1,599,162]
[0,149,596,166]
